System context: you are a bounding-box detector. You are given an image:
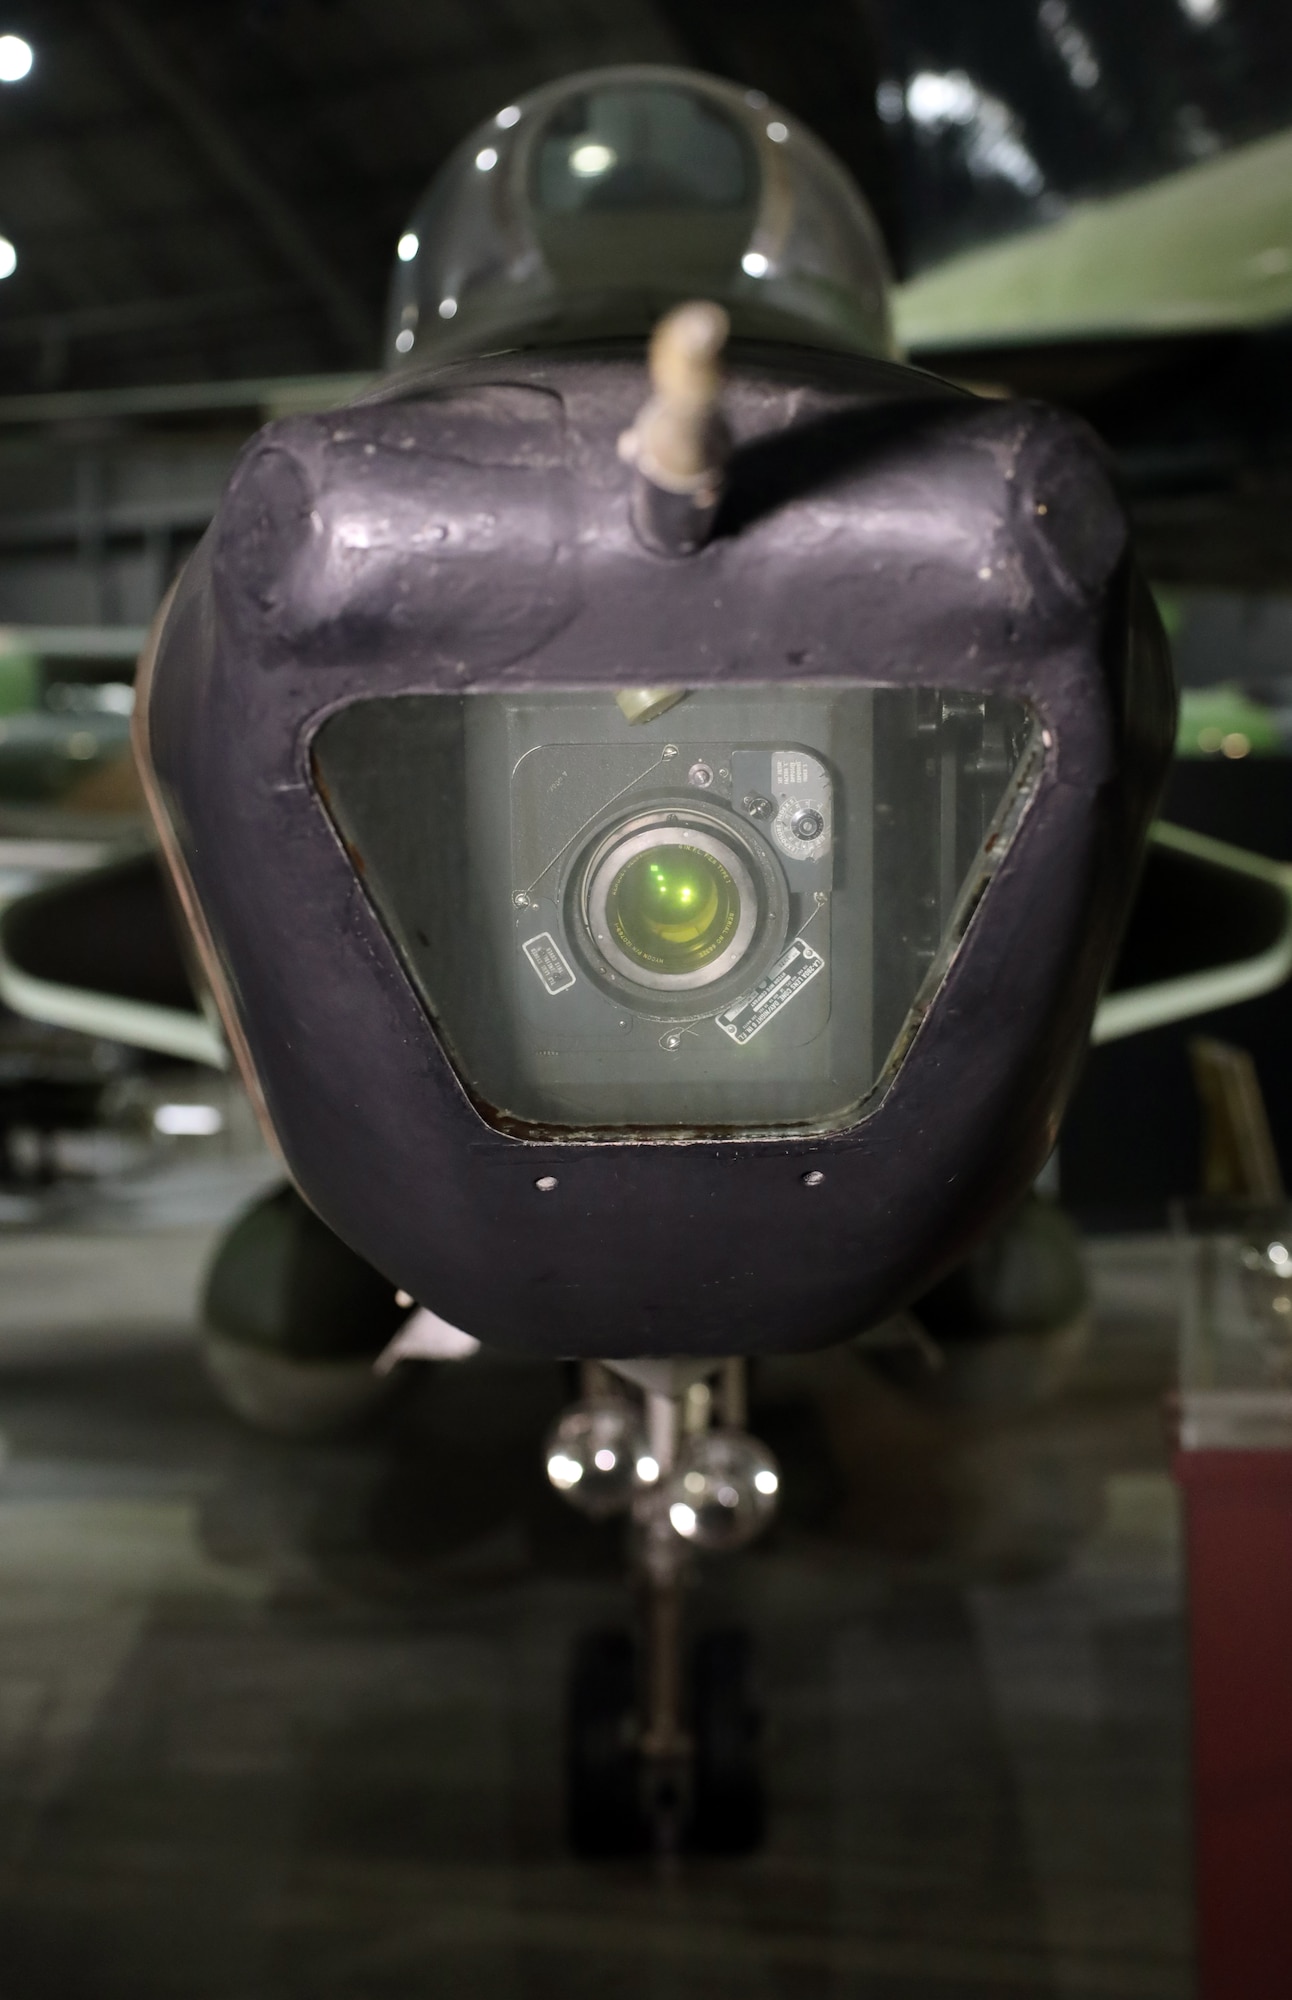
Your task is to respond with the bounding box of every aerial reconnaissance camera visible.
[134,66,1175,1849]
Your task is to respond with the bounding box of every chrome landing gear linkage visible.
[546,1356,780,1856]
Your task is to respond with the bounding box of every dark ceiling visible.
[0,0,894,394]
[0,1,1287,397]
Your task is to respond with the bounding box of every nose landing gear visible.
[550,1357,775,1858]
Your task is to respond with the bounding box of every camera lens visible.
[576,806,789,1002]
[608,844,738,975]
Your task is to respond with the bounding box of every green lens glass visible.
[609,843,739,973]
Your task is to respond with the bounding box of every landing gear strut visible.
[549,1357,777,1857]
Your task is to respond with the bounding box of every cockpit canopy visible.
[384,66,894,368]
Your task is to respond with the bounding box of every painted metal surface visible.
[140,343,1174,1355]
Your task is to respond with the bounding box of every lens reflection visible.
[609,843,738,974]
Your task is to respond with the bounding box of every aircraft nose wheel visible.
[551,1358,775,1859]
[689,1628,764,1854]
[566,1625,764,1859]
[567,1629,648,1857]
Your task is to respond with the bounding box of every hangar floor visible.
[0,1158,1192,2000]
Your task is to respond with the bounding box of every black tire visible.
[912,1191,1087,1345]
[688,1629,765,1855]
[566,1630,649,1858]
[201,1183,409,1437]
[205,1183,408,1364]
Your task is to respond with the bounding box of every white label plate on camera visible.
[715,937,825,1045]
[522,932,576,996]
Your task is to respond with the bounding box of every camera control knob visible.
[790,807,825,842]
[742,793,776,822]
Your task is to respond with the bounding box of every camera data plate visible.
[522,931,577,997]
[715,936,826,1046]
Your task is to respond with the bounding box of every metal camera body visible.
[335,690,848,1128]
[139,342,1174,1357]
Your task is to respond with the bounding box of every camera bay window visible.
[312,683,1036,1136]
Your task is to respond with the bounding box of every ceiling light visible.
[569,140,615,177]
[741,250,769,277]
[438,296,458,319]
[905,69,1044,196]
[0,237,16,280]
[496,104,521,128]
[475,146,498,172]
[766,120,788,143]
[153,1103,223,1137]
[906,70,979,126]
[395,329,415,353]
[0,35,32,83]
[876,80,905,124]
[396,231,418,262]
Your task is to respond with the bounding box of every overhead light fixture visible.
[0,35,32,83]
[0,237,16,280]
[569,140,616,177]
[475,146,498,172]
[876,80,905,124]
[153,1103,223,1137]
[741,250,770,277]
[496,104,521,128]
[396,231,419,262]
[904,69,1045,196]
